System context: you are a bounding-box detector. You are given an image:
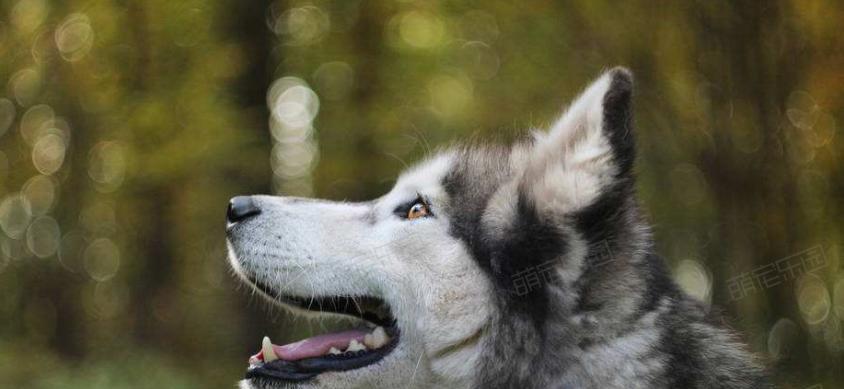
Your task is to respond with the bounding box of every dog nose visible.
[227,196,261,223]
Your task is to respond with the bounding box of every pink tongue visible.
[274,329,368,361]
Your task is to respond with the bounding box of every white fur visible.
[522,71,618,214]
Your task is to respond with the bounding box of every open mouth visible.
[244,279,400,382]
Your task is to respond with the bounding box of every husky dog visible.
[226,68,769,388]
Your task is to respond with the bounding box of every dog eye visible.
[406,201,430,220]
[393,194,434,220]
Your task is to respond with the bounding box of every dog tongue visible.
[257,330,368,362]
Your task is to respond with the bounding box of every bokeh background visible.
[0,0,842,388]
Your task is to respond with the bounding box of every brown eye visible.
[407,202,429,220]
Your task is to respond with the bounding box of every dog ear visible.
[519,67,634,213]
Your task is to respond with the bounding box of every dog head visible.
[227,68,643,388]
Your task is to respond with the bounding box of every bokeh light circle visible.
[399,11,445,49]
[786,91,819,130]
[10,0,49,34]
[9,68,42,106]
[25,215,60,258]
[0,193,33,239]
[31,133,66,175]
[271,141,318,178]
[19,104,55,145]
[58,230,86,273]
[674,259,712,303]
[1,234,30,260]
[83,238,120,282]
[22,175,56,216]
[767,318,799,360]
[269,80,320,129]
[796,274,831,325]
[55,13,94,62]
[428,74,473,118]
[88,141,127,192]
[274,6,329,46]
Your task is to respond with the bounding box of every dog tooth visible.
[262,336,278,362]
[328,347,342,355]
[346,339,367,352]
[363,334,376,349]
[363,326,389,349]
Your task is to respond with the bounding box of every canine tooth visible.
[346,339,367,352]
[363,326,389,349]
[262,336,278,362]
[329,347,342,355]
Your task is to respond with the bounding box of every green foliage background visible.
[0,0,842,387]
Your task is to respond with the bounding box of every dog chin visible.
[239,378,316,389]
[239,378,313,389]
[238,377,352,389]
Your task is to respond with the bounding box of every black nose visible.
[227,196,261,223]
